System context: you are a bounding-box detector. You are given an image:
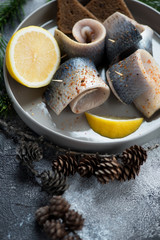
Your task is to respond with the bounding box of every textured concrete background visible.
[1,1,160,240]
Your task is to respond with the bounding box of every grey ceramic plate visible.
[3,0,160,153]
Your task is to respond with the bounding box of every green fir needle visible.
[139,0,160,11]
[0,0,28,118]
[0,0,26,32]
[0,34,13,117]
[0,34,7,83]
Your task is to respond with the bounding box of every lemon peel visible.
[6,26,60,88]
[85,112,143,139]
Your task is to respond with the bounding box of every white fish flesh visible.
[54,18,106,66]
[137,25,153,55]
[44,57,110,115]
[129,18,154,55]
[133,51,160,118]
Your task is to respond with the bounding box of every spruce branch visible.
[0,33,7,84]
[0,33,13,117]
[139,0,160,11]
[0,93,13,118]
[0,0,26,31]
[0,0,28,117]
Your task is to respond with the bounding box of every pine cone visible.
[16,141,42,176]
[63,234,82,240]
[40,170,68,195]
[77,155,100,177]
[119,164,140,181]
[122,145,147,167]
[52,153,78,176]
[64,210,84,231]
[49,196,70,219]
[16,141,43,163]
[95,156,122,184]
[43,219,67,240]
[35,205,50,226]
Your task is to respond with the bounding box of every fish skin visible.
[133,51,160,118]
[44,57,110,115]
[54,18,106,66]
[106,49,151,104]
[104,12,142,65]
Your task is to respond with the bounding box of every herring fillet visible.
[103,12,153,65]
[43,58,110,115]
[106,49,151,104]
[72,18,105,44]
[133,52,160,118]
[54,18,106,66]
[103,12,142,65]
[107,49,160,118]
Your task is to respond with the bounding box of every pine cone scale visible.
[119,145,147,181]
[40,170,68,195]
[52,154,78,176]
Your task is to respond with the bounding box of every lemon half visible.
[6,26,60,88]
[85,112,143,139]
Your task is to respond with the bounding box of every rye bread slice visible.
[85,0,134,22]
[57,0,98,34]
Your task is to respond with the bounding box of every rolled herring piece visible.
[104,12,154,65]
[44,57,110,115]
[106,49,151,104]
[133,51,160,118]
[54,18,106,66]
[104,12,142,65]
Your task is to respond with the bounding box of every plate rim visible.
[3,0,160,153]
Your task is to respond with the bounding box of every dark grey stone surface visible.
[0,123,160,240]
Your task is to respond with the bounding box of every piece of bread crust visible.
[85,0,134,22]
[57,0,98,34]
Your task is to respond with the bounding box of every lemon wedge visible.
[6,26,60,88]
[85,112,143,139]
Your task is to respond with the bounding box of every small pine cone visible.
[64,210,84,231]
[16,141,43,163]
[52,153,78,176]
[43,219,67,240]
[49,196,70,219]
[119,164,140,181]
[77,155,100,177]
[40,170,68,195]
[63,234,82,240]
[35,205,50,225]
[122,145,147,167]
[95,156,122,184]
[16,141,42,176]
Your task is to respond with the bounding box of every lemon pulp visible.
[85,112,143,139]
[6,26,60,88]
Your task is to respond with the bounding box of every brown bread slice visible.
[57,0,98,34]
[85,0,134,22]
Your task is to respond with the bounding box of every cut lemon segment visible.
[85,112,143,139]
[6,26,60,88]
